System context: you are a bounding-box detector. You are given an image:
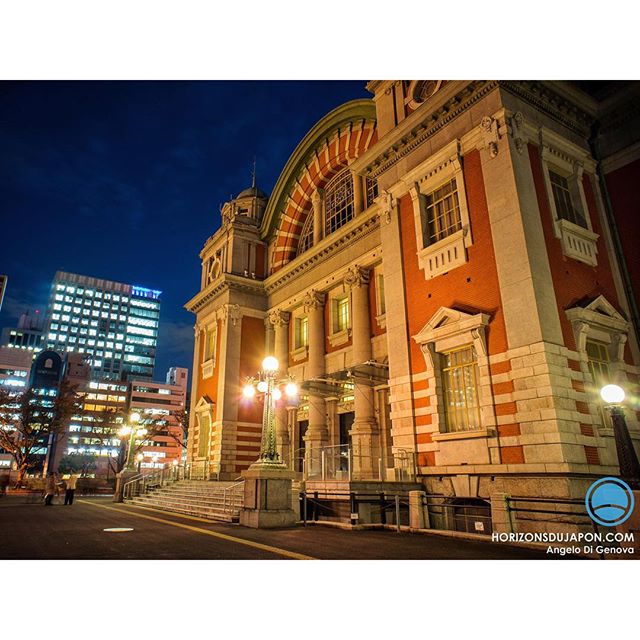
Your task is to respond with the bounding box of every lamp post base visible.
[239,465,297,528]
[113,469,139,503]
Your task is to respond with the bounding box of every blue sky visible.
[0,81,370,378]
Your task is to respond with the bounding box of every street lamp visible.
[600,384,640,489]
[118,412,148,472]
[242,355,298,469]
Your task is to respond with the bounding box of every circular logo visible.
[585,477,635,527]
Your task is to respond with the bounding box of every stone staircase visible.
[127,480,245,522]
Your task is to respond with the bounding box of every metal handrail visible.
[222,480,245,514]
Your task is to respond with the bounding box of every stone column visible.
[353,172,363,215]
[345,266,379,479]
[312,188,324,246]
[303,290,327,476]
[269,309,291,466]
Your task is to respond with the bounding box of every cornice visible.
[184,273,266,314]
[499,81,594,136]
[350,81,498,178]
[263,205,380,295]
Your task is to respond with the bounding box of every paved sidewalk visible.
[0,495,556,560]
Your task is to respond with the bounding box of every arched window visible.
[325,168,354,236]
[297,210,314,256]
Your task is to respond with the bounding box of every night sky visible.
[0,80,370,378]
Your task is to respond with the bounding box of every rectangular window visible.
[334,296,349,333]
[204,324,217,362]
[549,170,587,228]
[197,414,211,458]
[441,346,481,432]
[295,317,309,349]
[424,177,462,245]
[586,339,611,428]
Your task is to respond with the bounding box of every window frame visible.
[539,127,599,266]
[201,321,217,379]
[408,139,473,280]
[328,290,351,347]
[440,345,482,433]
[324,167,355,237]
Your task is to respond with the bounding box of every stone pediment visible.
[565,295,629,333]
[413,307,490,345]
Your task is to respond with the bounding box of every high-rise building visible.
[44,271,161,382]
[1,309,45,354]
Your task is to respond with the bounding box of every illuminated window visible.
[204,324,217,362]
[549,170,587,229]
[334,296,349,333]
[423,177,462,245]
[325,168,354,236]
[295,316,309,349]
[441,346,481,433]
[197,414,211,458]
[586,339,612,428]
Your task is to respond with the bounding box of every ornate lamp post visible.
[239,355,299,528]
[118,412,147,472]
[243,356,298,470]
[600,384,640,489]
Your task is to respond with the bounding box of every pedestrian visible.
[44,472,57,506]
[64,473,79,505]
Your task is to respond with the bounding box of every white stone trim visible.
[407,139,473,280]
[539,127,599,266]
[413,307,495,436]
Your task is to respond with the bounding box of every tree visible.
[0,379,82,485]
[58,453,96,476]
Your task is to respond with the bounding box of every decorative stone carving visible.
[344,265,370,289]
[508,111,526,154]
[481,116,500,158]
[268,309,291,327]
[219,303,241,326]
[378,189,396,225]
[302,290,326,312]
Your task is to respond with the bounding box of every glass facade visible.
[45,272,161,382]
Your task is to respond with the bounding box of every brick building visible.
[185,81,639,530]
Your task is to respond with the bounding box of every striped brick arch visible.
[261,100,377,274]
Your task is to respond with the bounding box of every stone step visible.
[130,498,238,522]
[130,495,240,519]
[138,494,243,508]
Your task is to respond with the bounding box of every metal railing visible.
[299,489,411,529]
[422,494,493,536]
[504,495,597,534]
[302,445,416,482]
[222,480,245,514]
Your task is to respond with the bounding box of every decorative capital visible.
[268,309,291,327]
[344,265,370,289]
[303,290,326,311]
[219,303,241,326]
[311,188,324,207]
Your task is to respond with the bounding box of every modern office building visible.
[128,367,188,468]
[1,309,45,354]
[0,346,32,390]
[45,271,161,382]
[185,80,640,533]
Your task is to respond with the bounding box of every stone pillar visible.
[269,309,291,467]
[303,290,327,476]
[409,490,427,530]
[353,172,364,215]
[312,189,324,246]
[490,491,514,534]
[345,266,379,479]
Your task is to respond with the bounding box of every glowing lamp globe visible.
[272,388,282,401]
[130,412,141,424]
[262,356,279,372]
[136,453,144,462]
[285,382,298,397]
[118,426,132,437]
[243,384,256,399]
[600,384,625,405]
[257,380,268,393]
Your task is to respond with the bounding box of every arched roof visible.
[259,99,377,271]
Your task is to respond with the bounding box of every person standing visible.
[44,472,57,506]
[64,473,79,505]
[0,474,9,498]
